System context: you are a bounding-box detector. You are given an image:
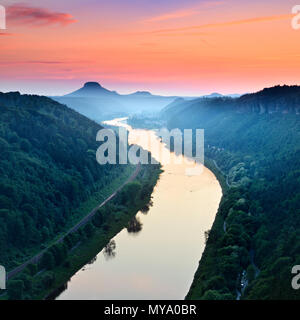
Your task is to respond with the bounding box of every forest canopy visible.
[0,92,125,269]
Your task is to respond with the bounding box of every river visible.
[56,118,222,300]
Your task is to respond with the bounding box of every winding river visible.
[56,118,222,300]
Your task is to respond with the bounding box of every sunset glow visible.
[0,0,299,95]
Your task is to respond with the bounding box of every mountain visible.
[160,97,188,118]
[127,91,153,97]
[162,85,300,300]
[203,92,224,98]
[52,82,125,121]
[201,93,242,99]
[65,81,117,97]
[227,93,243,98]
[52,82,178,121]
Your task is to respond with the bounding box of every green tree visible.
[40,251,55,270]
[8,280,24,300]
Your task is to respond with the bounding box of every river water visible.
[56,118,222,300]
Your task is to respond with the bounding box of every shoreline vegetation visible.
[162,87,300,300]
[185,157,231,299]
[3,163,161,300]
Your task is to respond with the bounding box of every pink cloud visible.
[0,32,14,36]
[146,8,200,22]
[144,13,293,34]
[7,4,77,26]
[145,1,224,22]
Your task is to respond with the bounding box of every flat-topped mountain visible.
[52,82,178,121]
[84,82,104,88]
[66,82,118,97]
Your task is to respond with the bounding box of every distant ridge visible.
[51,81,178,120]
[203,92,223,98]
[128,91,153,97]
[161,85,300,118]
[202,92,242,98]
[65,81,117,97]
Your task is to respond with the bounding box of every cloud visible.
[145,13,293,34]
[145,8,201,22]
[7,3,77,26]
[26,60,65,64]
[0,60,61,65]
[145,1,223,22]
[0,59,94,66]
[0,32,14,36]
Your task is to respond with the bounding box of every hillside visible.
[163,85,300,300]
[162,85,300,120]
[0,92,127,270]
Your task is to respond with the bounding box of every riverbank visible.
[43,164,161,300]
[185,156,231,300]
[3,164,161,300]
[6,165,138,282]
[204,158,229,193]
[45,165,161,300]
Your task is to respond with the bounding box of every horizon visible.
[1,80,298,98]
[0,80,239,97]
[0,0,299,96]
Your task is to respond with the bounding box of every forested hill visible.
[163,85,300,299]
[161,85,300,120]
[0,92,124,269]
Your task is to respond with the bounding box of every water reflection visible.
[103,240,116,260]
[82,257,98,271]
[140,200,153,215]
[126,216,143,235]
[88,256,97,265]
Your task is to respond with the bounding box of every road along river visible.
[56,118,222,299]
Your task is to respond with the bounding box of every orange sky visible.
[0,0,299,95]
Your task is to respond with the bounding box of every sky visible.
[0,0,299,96]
